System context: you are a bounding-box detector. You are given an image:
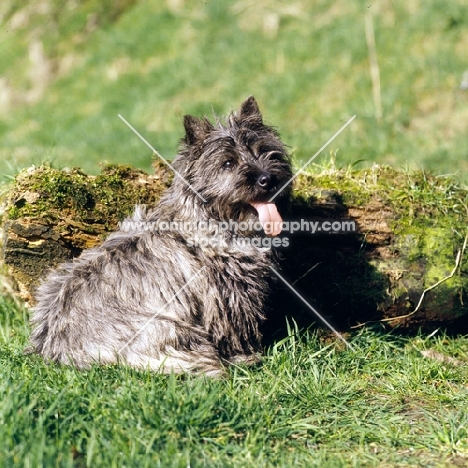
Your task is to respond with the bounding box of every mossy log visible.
[1,163,468,332]
[1,162,172,302]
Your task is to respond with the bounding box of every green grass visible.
[2,1,468,466]
[0,0,468,179]
[1,295,467,467]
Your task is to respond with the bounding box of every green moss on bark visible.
[7,163,171,228]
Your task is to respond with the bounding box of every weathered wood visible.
[1,163,467,331]
[1,162,172,303]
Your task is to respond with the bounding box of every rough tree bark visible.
[1,163,467,332]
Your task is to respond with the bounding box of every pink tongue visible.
[250,202,283,236]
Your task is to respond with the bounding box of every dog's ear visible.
[183,115,214,145]
[238,96,263,125]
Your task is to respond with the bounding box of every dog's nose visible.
[257,174,273,189]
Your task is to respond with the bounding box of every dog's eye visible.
[223,159,235,169]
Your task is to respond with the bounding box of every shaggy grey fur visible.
[29,96,292,376]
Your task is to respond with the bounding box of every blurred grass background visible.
[0,0,467,179]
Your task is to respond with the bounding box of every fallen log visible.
[273,166,468,333]
[1,163,467,332]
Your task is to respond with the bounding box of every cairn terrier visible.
[29,96,292,376]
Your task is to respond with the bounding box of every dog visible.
[29,96,292,376]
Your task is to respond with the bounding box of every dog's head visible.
[173,96,292,235]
